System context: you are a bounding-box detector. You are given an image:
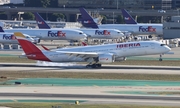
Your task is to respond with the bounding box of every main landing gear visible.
[159,54,163,61]
[86,63,102,68]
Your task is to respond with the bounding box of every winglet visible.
[34,12,51,29]
[79,8,99,28]
[121,9,137,24]
[14,32,26,39]
[81,42,87,46]
[0,26,4,32]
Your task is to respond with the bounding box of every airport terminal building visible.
[58,0,180,10]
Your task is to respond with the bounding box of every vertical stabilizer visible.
[0,26,4,32]
[14,32,51,61]
[121,9,137,24]
[34,12,51,29]
[79,8,99,28]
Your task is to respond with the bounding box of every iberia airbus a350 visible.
[15,32,171,68]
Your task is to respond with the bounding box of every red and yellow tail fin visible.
[14,32,50,61]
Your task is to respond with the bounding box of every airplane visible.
[34,12,124,39]
[121,9,163,26]
[121,9,137,24]
[78,8,163,37]
[0,27,36,44]
[14,32,171,68]
[3,27,87,42]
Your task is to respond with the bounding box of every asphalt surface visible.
[0,63,180,74]
[0,93,180,101]
[0,63,180,106]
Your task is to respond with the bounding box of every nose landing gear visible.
[159,54,163,61]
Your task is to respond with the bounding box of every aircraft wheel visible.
[97,64,101,67]
[159,58,163,61]
[91,64,97,68]
[86,65,91,68]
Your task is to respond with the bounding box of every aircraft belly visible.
[0,40,18,44]
[42,37,65,40]
[92,35,113,39]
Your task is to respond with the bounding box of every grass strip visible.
[0,72,180,82]
[0,103,179,108]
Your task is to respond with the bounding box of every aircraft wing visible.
[56,51,98,58]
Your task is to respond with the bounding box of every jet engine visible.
[115,57,127,62]
[98,53,115,63]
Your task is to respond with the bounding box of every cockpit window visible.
[117,32,120,33]
[160,44,166,46]
[79,32,83,34]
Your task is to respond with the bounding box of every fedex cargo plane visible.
[0,27,36,44]
[121,9,137,24]
[79,8,163,36]
[15,32,171,68]
[4,29,87,41]
[34,12,124,39]
[0,33,36,44]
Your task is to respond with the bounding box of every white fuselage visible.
[0,33,34,44]
[76,29,124,39]
[4,29,87,41]
[47,28,124,39]
[98,24,163,36]
[41,41,170,62]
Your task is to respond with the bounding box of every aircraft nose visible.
[118,32,124,37]
[120,33,124,36]
[165,46,171,52]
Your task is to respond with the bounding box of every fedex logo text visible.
[3,34,16,40]
[48,31,66,37]
[117,43,140,48]
[37,21,44,24]
[139,26,156,32]
[83,20,92,24]
[124,17,130,20]
[95,30,110,35]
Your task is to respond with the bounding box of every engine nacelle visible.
[98,53,115,63]
[115,57,127,62]
[123,31,132,37]
[34,38,40,44]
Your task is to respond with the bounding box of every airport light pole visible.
[117,0,118,10]
[113,12,114,24]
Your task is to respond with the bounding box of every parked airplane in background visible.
[121,9,163,26]
[34,12,124,39]
[0,27,36,44]
[15,32,170,68]
[121,9,137,24]
[79,8,163,36]
[4,28,87,42]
